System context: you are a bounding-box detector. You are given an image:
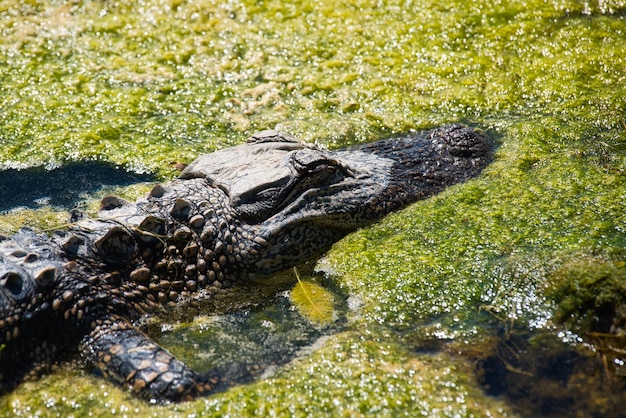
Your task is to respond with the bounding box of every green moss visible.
[199,333,514,417]
[547,258,626,339]
[0,208,68,235]
[1,333,514,417]
[1,0,626,415]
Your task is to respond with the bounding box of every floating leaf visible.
[290,268,335,324]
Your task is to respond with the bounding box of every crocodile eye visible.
[1,272,24,296]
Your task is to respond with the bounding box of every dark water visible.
[0,162,153,212]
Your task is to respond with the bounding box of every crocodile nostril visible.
[2,272,24,296]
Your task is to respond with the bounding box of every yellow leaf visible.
[290,269,335,324]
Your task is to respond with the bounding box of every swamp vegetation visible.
[0,0,625,416]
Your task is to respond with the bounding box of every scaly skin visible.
[0,125,493,402]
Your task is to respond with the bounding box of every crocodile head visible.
[180,125,493,276]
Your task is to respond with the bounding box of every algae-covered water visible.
[1,0,626,416]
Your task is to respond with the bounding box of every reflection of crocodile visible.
[0,125,492,402]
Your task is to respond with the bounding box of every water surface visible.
[1,0,625,416]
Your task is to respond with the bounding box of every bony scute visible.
[0,125,492,402]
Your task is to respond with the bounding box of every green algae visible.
[1,0,626,416]
[0,208,68,236]
[545,258,626,377]
[1,333,515,417]
[0,183,152,235]
[548,258,626,333]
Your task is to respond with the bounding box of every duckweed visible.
[1,0,626,416]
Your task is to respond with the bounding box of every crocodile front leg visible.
[80,315,217,402]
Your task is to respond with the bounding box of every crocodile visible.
[0,124,493,402]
